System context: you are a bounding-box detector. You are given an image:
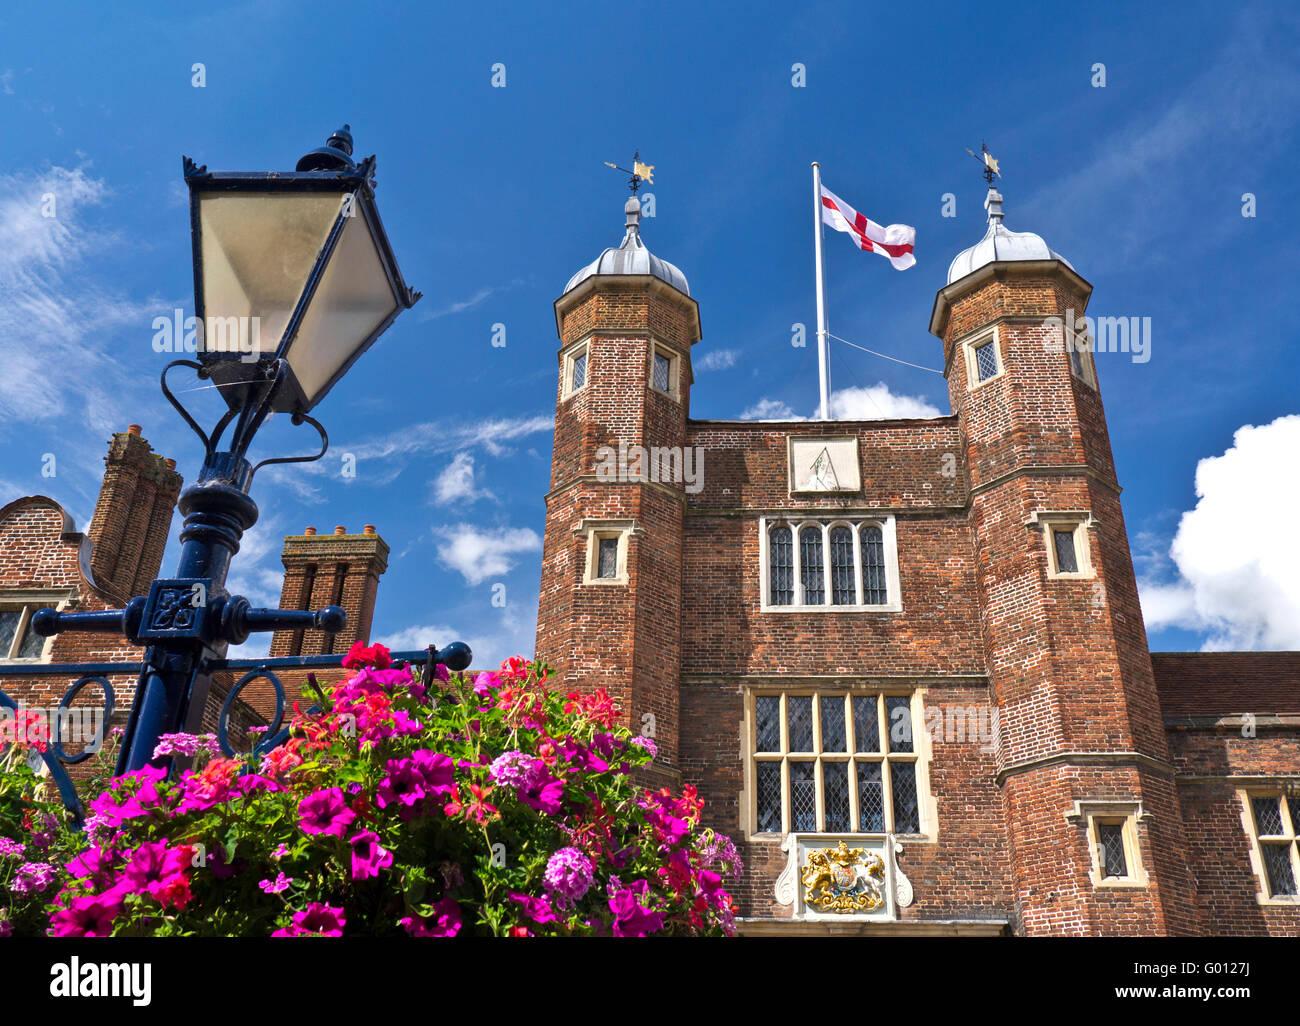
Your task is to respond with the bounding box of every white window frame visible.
[561,341,589,399]
[1030,511,1096,580]
[962,325,1004,389]
[577,519,634,586]
[759,516,902,612]
[0,589,75,663]
[744,690,933,841]
[649,342,680,402]
[1066,800,1149,889]
[1240,788,1300,905]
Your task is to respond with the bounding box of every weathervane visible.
[965,141,1000,185]
[603,150,654,193]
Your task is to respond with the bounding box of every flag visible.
[819,185,916,270]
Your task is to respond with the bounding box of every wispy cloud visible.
[696,348,739,372]
[418,279,526,322]
[431,451,495,505]
[376,593,538,667]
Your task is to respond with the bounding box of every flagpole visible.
[811,161,830,420]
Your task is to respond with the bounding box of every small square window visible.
[974,340,999,382]
[581,523,632,585]
[1038,514,1093,579]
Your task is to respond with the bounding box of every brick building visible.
[532,188,1300,936]
[2,186,1298,938]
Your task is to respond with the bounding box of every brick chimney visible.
[269,525,389,657]
[85,425,184,603]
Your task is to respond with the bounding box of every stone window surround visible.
[758,516,902,613]
[560,340,589,399]
[1027,510,1096,580]
[740,686,937,845]
[574,518,642,586]
[1065,800,1150,889]
[0,587,78,663]
[1237,786,1300,905]
[648,340,681,402]
[1065,320,1099,390]
[961,324,1005,390]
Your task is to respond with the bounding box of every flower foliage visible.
[2,650,741,937]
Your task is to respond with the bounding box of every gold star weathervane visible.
[604,150,654,193]
[965,141,1000,184]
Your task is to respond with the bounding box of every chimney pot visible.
[363,524,376,535]
[127,424,142,436]
[163,458,176,471]
[304,526,317,536]
[334,525,346,535]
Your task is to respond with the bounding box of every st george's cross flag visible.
[819,185,916,270]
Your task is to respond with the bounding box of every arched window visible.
[860,524,887,605]
[829,525,855,605]
[799,526,824,605]
[768,525,793,606]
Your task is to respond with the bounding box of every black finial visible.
[296,125,358,172]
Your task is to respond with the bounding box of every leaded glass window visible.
[1053,528,1079,574]
[653,351,672,393]
[769,526,793,606]
[751,693,923,835]
[570,350,587,390]
[1097,821,1128,879]
[0,604,51,661]
[860,525,887,605]
[597,537,619,579]
[1247,793,1300,899]
[974,339,999,381]
[800,527,824,605]
[1069,336,1085,379]
[829,526,855,605]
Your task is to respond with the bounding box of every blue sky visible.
[2,0,1298,661]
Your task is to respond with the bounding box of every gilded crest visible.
[800,840,886,914]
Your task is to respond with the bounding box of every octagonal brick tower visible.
[536,196,701,788]
[930,186,1199,935]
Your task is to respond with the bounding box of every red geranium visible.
[342,641,393,671]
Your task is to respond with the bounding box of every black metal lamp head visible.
[295,125,356,172]
[182,125,421,419]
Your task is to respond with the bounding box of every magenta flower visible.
[258,873,294,894]
[10,861,56,896]
[49,893,122,937]
[273,902,345,937]
[120,841,191,900]
[519,771,565,816]
[543,847,594,909]
[631,735,658,760]
[509,892,557,924]
[488,750,534,788]
[0,837,25,860]
[608,879,664,937]
[376,757,428,810]
[297,787,356,837]
[399,896,462,937]
[348,830,394,881]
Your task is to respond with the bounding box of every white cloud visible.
[431,452,495,505]
[418,279,526,322]
[1138,414,1300,649]
[740,383,942,422]
[696,348,739,371]
[432,523,542,586]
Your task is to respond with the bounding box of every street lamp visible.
[30,128,468,779]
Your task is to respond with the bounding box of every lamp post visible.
[31,127,469,777]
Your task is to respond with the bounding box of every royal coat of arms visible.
[800,839,886,913]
